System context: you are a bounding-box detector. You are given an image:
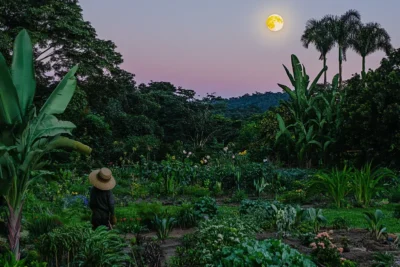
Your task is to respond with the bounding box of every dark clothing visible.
[89,187,115,229]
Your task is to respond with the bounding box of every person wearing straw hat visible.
[89,167,117,230]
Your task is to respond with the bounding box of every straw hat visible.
[89,168,116,190]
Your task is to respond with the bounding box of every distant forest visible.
[221,92,289,119]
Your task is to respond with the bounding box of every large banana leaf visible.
[32,114,76,141]
[11,30,36,117]
[39,65,78,116]
[0,54,22,124]
[46,136,92,155]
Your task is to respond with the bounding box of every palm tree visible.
[323,10,361,86]
[351,22,392,74]
[301,19,334,86]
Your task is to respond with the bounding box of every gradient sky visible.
[80,0,400,98]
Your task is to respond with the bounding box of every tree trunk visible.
[362,56,366,74]
[338,47,343,87]
[7,203,23,260]
[323,56,327,86]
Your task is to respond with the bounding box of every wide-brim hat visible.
[89,167,116,190]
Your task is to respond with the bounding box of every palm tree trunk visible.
[323,56,327,86]
[7,203,23,260]
[362,56,366,74]
[338,47,343,87]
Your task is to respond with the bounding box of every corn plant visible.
[353,163,395,207]
[363,209,387,240]
[310,166,352,208]
[0,30,91,259]
[254,177,268,198]
[153,212,176,241]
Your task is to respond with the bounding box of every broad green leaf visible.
[282,64,295,87]
[32,114,76,141]
[278,83,295,100]
[0,53,22,124]
[12,30,36,116]
[331,74,339,90]
[39,65,78,116]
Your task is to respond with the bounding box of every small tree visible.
[0,30,91,259]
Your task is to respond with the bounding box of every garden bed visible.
[257,229,400,267]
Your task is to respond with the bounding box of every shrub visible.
[27,214,63,240]
[176,202,197,228]
[36,225,129,266]
[170,217,257,266]
[134,201,163,227]
[181,185,210,197]
[389,188,400,203]
[280,189,306,204]
[239,199,280,221]
[220,239,316,267]
[231,189,247,203]
[193,197,218,219]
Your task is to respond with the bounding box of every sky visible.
[80,0,400,98]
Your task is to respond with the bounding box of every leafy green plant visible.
[276,205,297,237]
[36,225,129,266]
[153,213,176,241]
[0,251,26,267]
[220,239,316,267]
[352,163,395,207]
[176,202,197,228]
[27,214,63,240]
[301,208,327,233]
[134,201,163,227]
[231,189,247,203]
[193,196,218,219]
[0,30,91,259]
[372,252,396,267]
[239,199,279,221]
[310,166,352,208]
[364,209,387,240]
[254,177,268,197]
[170,217,258,266]
[181,185,210,197]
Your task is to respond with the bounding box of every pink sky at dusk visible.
[80,0,400,97]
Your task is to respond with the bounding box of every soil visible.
[257,228,400,267]
[123,227,400,266]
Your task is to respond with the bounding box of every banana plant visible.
[275,55,343,167]
[0,30,91,259]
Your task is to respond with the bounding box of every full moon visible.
[266,14,284,32]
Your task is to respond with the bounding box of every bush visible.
[193,197,218,220]
[331,217,350,230]
[134,201,163,227]
[181,185,210,197]
[220,239,315,267]
[176,202,197,228]
[36,225,129,266]
[170,217,257,266]
[310,232,344,266]
[239,199,282,221]
[393,205,400,219]
[27,214,63,240]
[231,189,247,203]
[280,189,306,204]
